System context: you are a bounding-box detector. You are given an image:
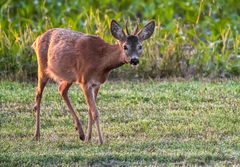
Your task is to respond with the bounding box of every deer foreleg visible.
[82,84,103,144]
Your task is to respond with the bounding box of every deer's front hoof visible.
[75,126,85,141]
[80,133,85,141]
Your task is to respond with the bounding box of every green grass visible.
[0,80,240,166]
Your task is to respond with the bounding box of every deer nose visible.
[130,58,139,65]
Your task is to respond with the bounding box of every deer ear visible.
[138,20,155,41]
[110,20,126,42]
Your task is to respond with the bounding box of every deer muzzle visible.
[130,58,139,65]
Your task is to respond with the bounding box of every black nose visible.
[130,58,139,65]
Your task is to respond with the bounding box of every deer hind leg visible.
[85,86,100,142]
[58,81,85,141]
[85,108,93,142]
[82,84,103,144]
[34,75,48,141]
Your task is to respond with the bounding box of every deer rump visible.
[32,28,107,83]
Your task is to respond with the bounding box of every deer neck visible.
[103,43,128,71]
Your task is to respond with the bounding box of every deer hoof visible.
[80,134,85,141]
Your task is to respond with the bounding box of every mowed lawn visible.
[0,80,240,166]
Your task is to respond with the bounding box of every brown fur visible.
[32,28,128,84]
[32,20,155,144]
[32,28,129,144]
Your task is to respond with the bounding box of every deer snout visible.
[130,58,139,65]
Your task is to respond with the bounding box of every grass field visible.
[0,80,240,166]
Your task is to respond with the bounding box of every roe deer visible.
[32,19,155,144]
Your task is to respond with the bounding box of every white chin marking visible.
[131,64,139,70]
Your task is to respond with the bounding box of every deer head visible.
[110,19,155,66]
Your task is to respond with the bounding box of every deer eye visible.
[123,45,128,50]
[138,45,142,50]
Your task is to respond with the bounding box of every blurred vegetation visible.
[0,0,240,80]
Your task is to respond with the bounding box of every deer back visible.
[32,28,111,84]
